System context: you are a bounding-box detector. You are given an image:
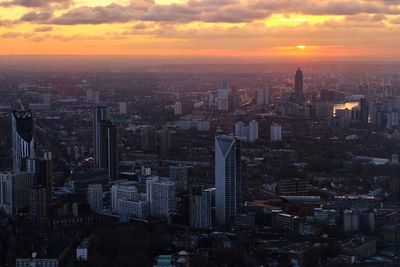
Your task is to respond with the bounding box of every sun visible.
[296,45,306,50]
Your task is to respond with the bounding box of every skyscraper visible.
[256,88,269,107]
[0,172,34,215]
[169,165,189,195]
[158,127,172,157]
[28,151,53,218]
[93,106,109,168]
[99,120,118,180]
[141,126,156,152]
[87,184,103,212]
[12,110,35,173]
[146,177,176,219]
[217,80,230,111]
[189,185,213,229]
[295,67,303,105]
[270,123,282,141]
[215,136,241,225]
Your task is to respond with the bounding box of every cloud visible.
[34,26,52,32]
[20,11,53,22]
[0,0,72,8]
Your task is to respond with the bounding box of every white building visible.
[119,102,128,115]
[0,172,34,216]
[146,177,176,219]
[257,88,269,107]
[111,181,148,219]
[87,184,103,212]
[235,120,258,142]
[76,238,90,261]
[215,136,241,225]
[270,123,282,141]
[174,102,183,116]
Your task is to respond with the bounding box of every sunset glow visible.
[0,0,399,59]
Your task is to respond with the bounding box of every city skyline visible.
[0,0,399,60]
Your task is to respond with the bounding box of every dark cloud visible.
[0,0,72,8]
[13,0,400,26]
[20,11,53,22]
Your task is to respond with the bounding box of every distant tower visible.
[215,136,241,225]
[93,106,109,168]
[158,127,172,157]
[270,123,282,142]
[99,120,118,181]
[12,110,35,173]
[169,165,189,195]
[295,68,303,105]
[87,184,103,212]
[257,88,269,107]
[174,102,182,116]
[141,126,156,152]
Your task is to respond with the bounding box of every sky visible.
[0,0,400,60]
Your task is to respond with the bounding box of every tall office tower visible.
[215,136,241,225]
[87,184,103,212]
[217,80,230,111]
[119,102,128,115]
[295,67,304,105]
[158,127,172,157]
[141,126,156,152]
[146,178,176,219]
[29,186,47,218]
[93,91,101,105]
[86,88,93,102]
[270,123,282,141]
[28,151,53,217]
[257,88,269,107]
[93,106,109,168]
[174,102,182,116]
[0,172,34,216]
[360,98,369,124]
[249,120,259,142]
[12,110,35,173]
[169,165,189,195]
[99,120,119,181]
[189,185,212,229]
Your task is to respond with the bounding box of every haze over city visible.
[0,0,399,61]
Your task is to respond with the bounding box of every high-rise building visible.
[189,185,213,229]
[257,88,269,107]
[158,127,172,157]
[99,120,118,180]
[29,186,47,218]
[28,151,53,218]
[119,102,128,115]
[295,68,303,105]
[87,184,103,212]
[270,123,282,141]
[12,110,35,173]
[169,165,189,195]
[93,106,109,168]
[111,181,148,219]
[215,136,241,225]
[174,102,182,116]
[217,81,230,111]
[235,120,258,142]
[249,120,259,142]
[140,126,156,152]
[146,177,176,219]
[360,98,369,124]
[0,172,34,216]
